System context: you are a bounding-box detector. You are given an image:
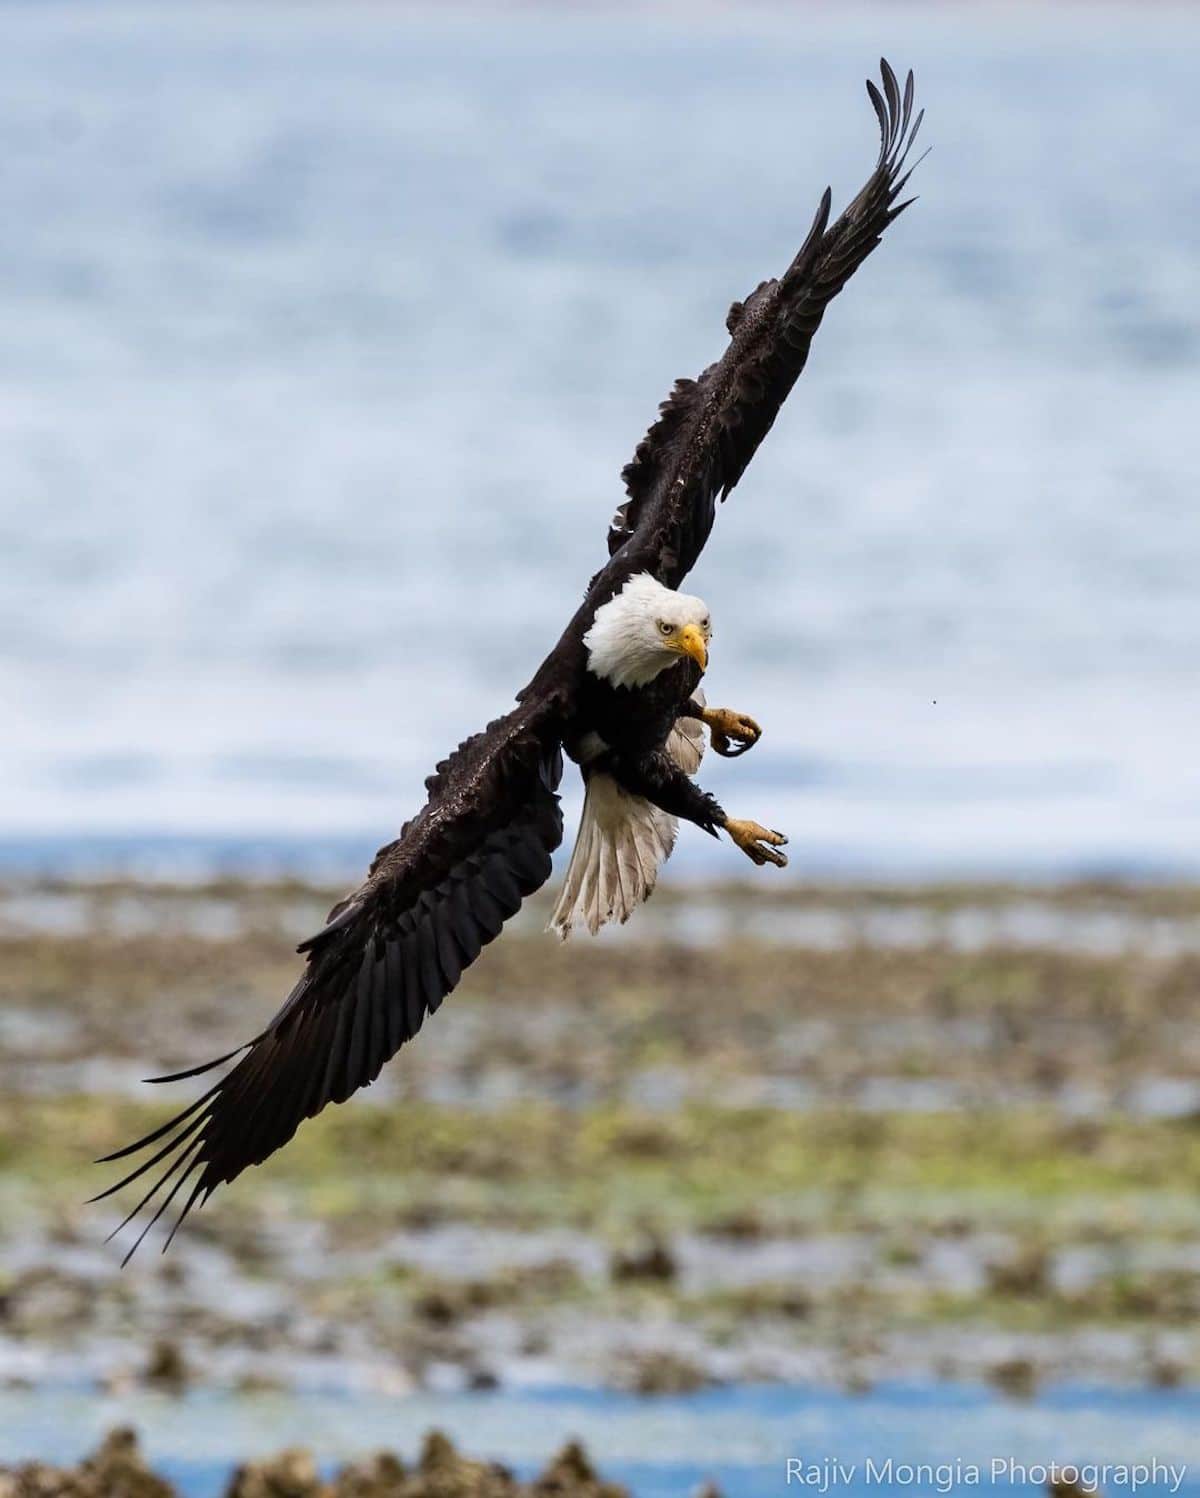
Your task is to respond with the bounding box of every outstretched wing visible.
[605,59,924,589]
[94,697,564,1261]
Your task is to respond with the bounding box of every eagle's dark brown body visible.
[97,62,924,1258]
[565,655,703,760]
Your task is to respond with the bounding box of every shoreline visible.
[4,877,1200,1406]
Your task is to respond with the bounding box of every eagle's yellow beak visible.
[675,622,708,672]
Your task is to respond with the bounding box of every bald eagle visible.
[97,61,923,1258]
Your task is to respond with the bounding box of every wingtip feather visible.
[144,1043,247,1085]
[880,58,900,135]
[866,77,887,144]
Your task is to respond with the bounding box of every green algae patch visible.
[14,1096,1200,1239]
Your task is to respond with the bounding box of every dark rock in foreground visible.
[0,1430,628,1498]
[0,1428,173,1498]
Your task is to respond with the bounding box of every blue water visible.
[3,4,1200,878]
[5,1382,1200,1497]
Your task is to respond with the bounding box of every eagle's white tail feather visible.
[549,694,706,940]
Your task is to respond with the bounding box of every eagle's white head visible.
[583,572,711,690]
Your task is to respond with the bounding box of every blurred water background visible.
[3,1,1199,880]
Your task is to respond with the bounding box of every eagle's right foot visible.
[725,818,789,868]
[700,705,761,758]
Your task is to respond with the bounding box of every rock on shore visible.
[0,1429,629,1498]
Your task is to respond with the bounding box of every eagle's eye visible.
[701,617,710,632]
[658,620,673,636]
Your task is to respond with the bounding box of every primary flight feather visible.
[96,60,924,1259]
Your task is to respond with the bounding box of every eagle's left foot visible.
[702,706,762,758]
[725,818,788,868]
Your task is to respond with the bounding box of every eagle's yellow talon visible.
[701,706,762,758]
[725,818,789,868]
